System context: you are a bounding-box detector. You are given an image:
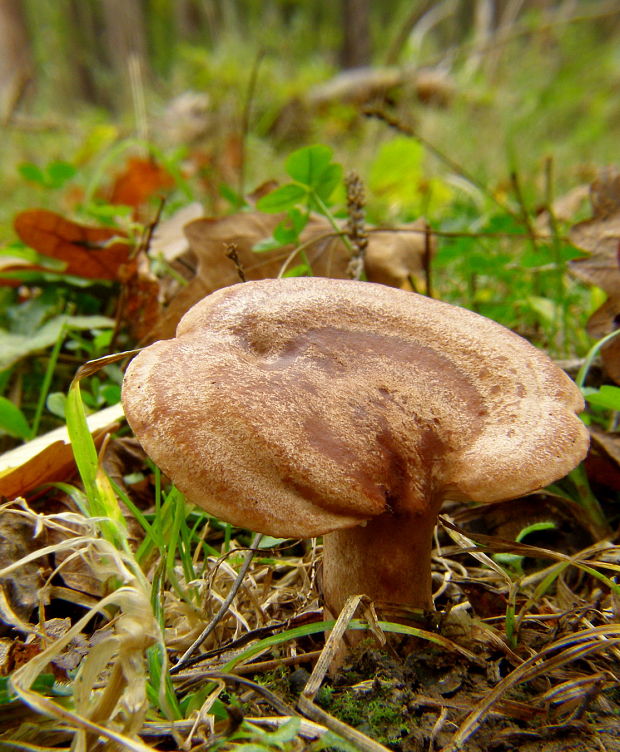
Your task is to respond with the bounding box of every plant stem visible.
[30,321,67,438]
[567,464,610,539]
[313,193,356,255]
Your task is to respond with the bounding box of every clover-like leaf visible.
[286,144,334,187]
[256,183,308,213]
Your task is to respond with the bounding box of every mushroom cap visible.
[122,278,589,538]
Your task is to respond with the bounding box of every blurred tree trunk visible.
[340,0,371,68]
[0,0,32,122]
[67,0,105,106]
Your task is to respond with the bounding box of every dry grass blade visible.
[440,517,620,583]
[71,350,142,381]
[171,532,263,673]
[438,516,513,585]
[0,501,164,751]
[442,625,620,751]
[141,714,330,742]
[298,595,392,752]
[175,671,298,716]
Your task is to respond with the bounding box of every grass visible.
[0,4,620,750]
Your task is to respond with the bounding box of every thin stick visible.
[171,532,263,673]
[225,243,247,282]
[298,595,390,752]
[238,49,265,198]
[423,220,433,298]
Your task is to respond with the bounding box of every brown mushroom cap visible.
[122,278,589,540]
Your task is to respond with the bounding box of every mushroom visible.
[121,278,589,619]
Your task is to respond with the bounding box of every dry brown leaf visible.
[0,512,48,630]
[13,209,131,281]
[149,202,204,262]
[106,156,174,218]
[534,184,589,236]
[118,252,162,342]
[147,210,431,341]
[569,168,620,382]
[0,402,124,500]
[586,424,620,493]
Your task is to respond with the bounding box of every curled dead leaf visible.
[569,168,620,382]
[147,210,432,341]
[0,402,124,500]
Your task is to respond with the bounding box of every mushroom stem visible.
[321,502,443,620]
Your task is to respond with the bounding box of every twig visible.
[298,595,391,752]
[225,243,247,282]
[176,671,299,717]
[171,532,263,674]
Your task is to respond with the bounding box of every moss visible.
[317,684,412,746]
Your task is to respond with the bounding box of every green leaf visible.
[256,183,308,213]
[369,136,424,195]
[272,209,308,245]
[18,162,46,185]
[65,385,127,547]
[283,263,312,277]
[252,236,282,252]
[515,520,556,542]
[583,385,620,411]
[526,295,557,323]
[0,315,115,371]
[286,144,333,187]
[0,397,31,439]
[101,383,121,405]
[219,182,247,209]
[65,383,100,502]
[257,535,291,549]
[0,673,70,705]
[259,717,300,744]
[313,162,343,202]
[47,392,67,418]
[47,161,77,188]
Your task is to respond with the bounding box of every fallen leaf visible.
[569,168,620,382]
[14,209,131,280]
[149,202,203,262]
[118,253,161,342]
[0,640,43,673]
[0,512,48,630]
[0,402,124,500]
[534,184,589,235]
[586,424,620,493]
[147,210,432,341]
[458,581,508,619]
[13,209,162,341]
[106,156,174,216]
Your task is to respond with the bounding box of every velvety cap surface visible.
[122,278,589,537]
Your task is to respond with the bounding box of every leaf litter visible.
[0,456,618,751]
[0,163,619,750]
